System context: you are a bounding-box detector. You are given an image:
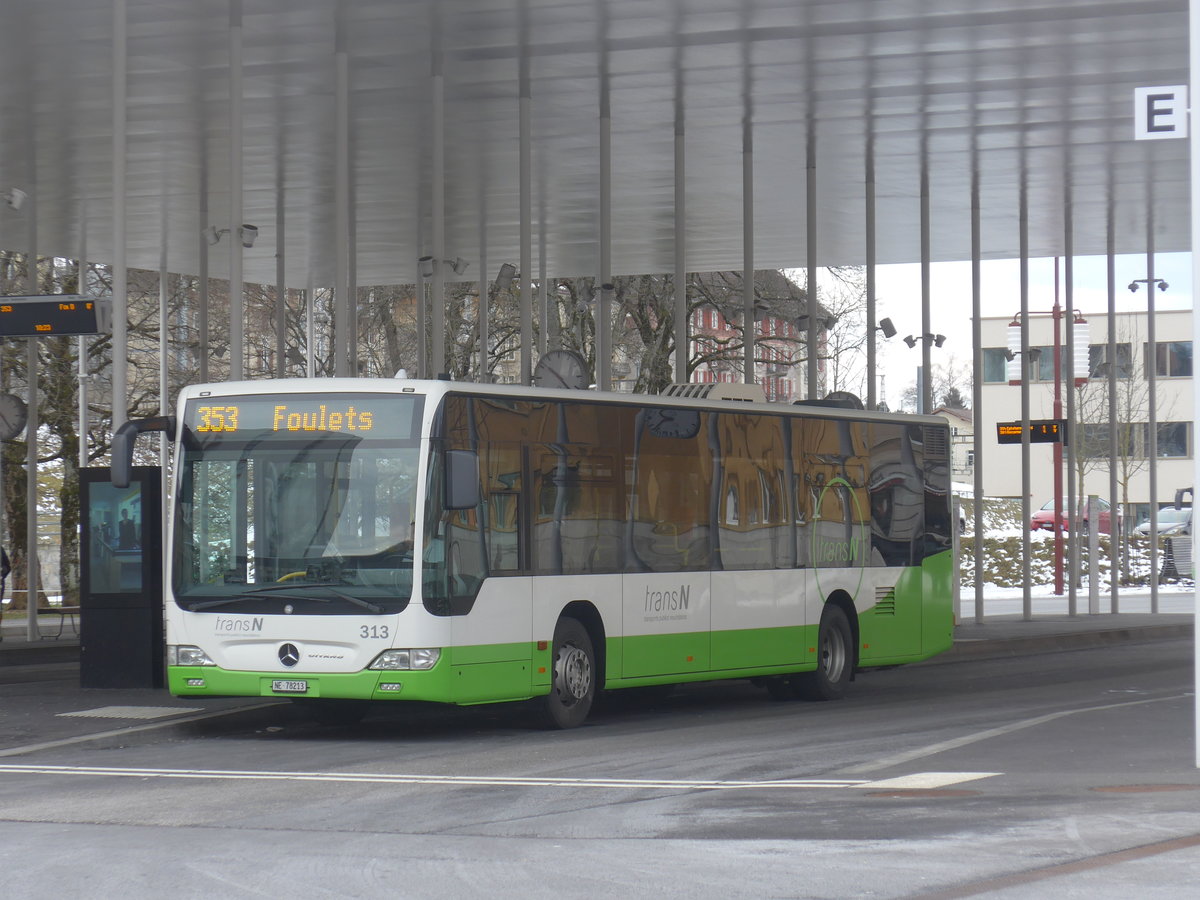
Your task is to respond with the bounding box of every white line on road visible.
[0,763,995,792]
[840,693,1191,776]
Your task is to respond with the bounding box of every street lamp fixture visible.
[1128,277,1167,293]
[903,332,945,349]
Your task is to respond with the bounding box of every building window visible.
[983,348,1008,383]
[1146,421,1192,458]
[1088,343,1132,379]
[1079,423,1137,459]
[1149,341,1193,378]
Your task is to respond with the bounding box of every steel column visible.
[112,0,128,429]
[228,0,244,380]
[674,128,687,385]
[334,0,350,377]
[742,123,754,385]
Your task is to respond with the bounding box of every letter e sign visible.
[1133,85,1188,140]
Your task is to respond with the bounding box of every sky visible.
[865,252,1194,410]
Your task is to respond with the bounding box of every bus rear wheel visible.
[794,605,853,701]
[538,617,596,729]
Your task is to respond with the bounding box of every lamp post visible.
[1129,274,1167,613]
[1006,280,1089,597]
[902,331,945,414]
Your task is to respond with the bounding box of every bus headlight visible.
[168,645,216,666]
[368,648,441,671]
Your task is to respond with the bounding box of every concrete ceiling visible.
[0,0,1190,288]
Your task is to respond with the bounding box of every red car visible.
[1030,497,1119,534]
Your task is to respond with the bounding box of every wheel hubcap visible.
[555,643,592,703]
[821,632,846,681]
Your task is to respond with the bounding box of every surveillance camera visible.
[239,224,258,248]
[419,256,435,278]
[4,188,26,211]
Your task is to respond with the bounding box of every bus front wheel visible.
[795,605,853,701]
[539,617,596,729]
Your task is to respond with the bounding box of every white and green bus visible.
[113,377,954,728]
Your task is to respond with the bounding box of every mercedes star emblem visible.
[278,643,301,667]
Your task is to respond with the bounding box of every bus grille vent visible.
[923,426,950,458]
[873,587,897,616]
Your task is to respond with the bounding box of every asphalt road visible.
[0,639,1197,899]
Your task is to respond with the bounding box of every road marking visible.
[841,692,1190,775]
[852,772,998,790]
[59,706,203,720]
[0,764,995,792]
[0,703,281,759]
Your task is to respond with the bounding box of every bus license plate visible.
[272,680,308,693]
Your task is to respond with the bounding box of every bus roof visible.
[177,377,949,428]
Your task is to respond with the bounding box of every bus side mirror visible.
[445,449,480,510]
[112,415,176,488]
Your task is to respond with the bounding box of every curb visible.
[927,622,1194,665]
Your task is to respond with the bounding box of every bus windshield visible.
[171,394,424,615]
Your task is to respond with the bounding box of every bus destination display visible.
[0,295,110,336]
[185,395,422,441]
[996,419,1067,445]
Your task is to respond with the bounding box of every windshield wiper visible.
[188,583,385,614]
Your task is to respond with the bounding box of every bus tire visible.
[795,605,853,701]
[538,617,596,729]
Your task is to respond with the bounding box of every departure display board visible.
[996,419,1067,445]
[0,296,110,336]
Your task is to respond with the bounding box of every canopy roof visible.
[0,0,1189,287]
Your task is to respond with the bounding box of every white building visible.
[978,308,1193,527]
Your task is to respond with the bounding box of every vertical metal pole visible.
[24,196,39,639]
[229,0,244,380]
[1052,259,1064,596]
[112,0,128,430]
[597,104,611,390]
[1188,0,1200,768]
[674,126,687,385]
[1107,209,1120,613]
[305,271,315,378]
[25,339,38,640]
[805,134,818,400]
[971,165,984,624]
[742,122,754,385]
[920,164,932,414]
[416,272,426,378]
[431,10,446,378]
[275,185,286,377]
[1146,228,1159,612]
[198,167,209,383]
[78,207,89,469]
[159,234,168,470]
[865,151,877,410]
[334,0,350,377]
[478,216,489,380]
[1065,202,1079,616]
[538,182,548,356]
[519,80,533,385]
[1019,179,1032,621]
